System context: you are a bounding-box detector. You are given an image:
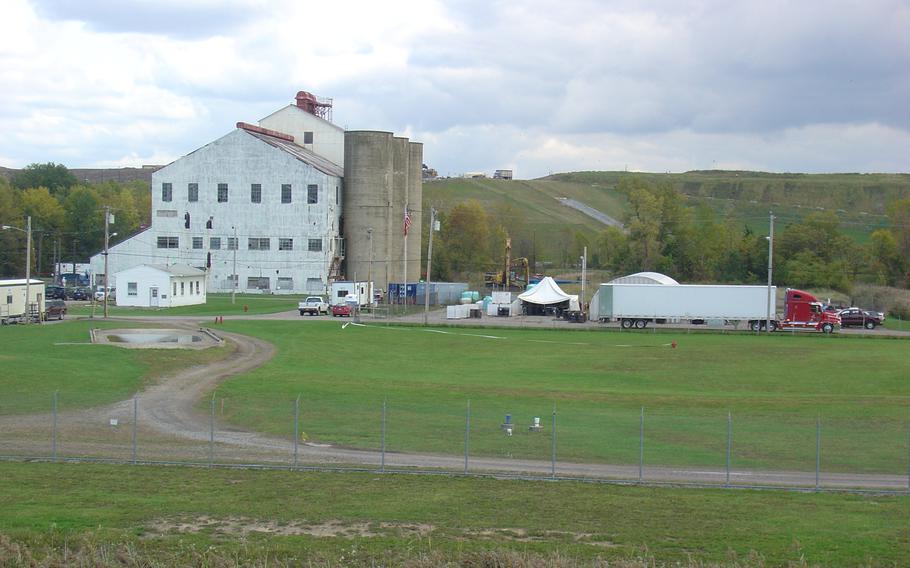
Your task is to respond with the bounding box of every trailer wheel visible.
[634,319,647,329]
[822,323,834,334]
[864,321,875,330]
[621,319,633,329]
[750,321,762,332]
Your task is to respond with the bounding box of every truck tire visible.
[750,320,762,332]
[299,310,305,316]
[634,319,647,329]
[621,319,633,329]
[768,321,777,332]
[864,321,875,330]
[822,323,834,334]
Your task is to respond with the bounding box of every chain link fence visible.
[1,392,908,493]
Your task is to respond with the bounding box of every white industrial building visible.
[114,264,207,308]
[91,91,422,296]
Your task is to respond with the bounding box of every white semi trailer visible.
[595,283,777,329]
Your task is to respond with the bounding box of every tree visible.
[0,178,25,276]
[11,162,78,197]
[63,186,102,259]
[439,200,491,275]
[20,187,66,275]
[868,229,906,286]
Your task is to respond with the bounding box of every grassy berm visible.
[0,462,907,567]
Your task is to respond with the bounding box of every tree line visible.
[426,177,910,294]
[0,163,150,277]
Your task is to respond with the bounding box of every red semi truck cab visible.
[778,289,840,333]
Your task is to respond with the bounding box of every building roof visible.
[0,279,45,286]
[244,129,344,178]
[607,272,680,285]
[129,264,206,277]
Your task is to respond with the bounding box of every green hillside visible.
[425,171,909,254]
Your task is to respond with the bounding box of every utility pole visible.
[367,227,373,304]
[766,212,775,333]
[232,226,238,304]
[26,216,31,323]
[103,206,110,318]
[581,245,587,315]
[423,207,436,325]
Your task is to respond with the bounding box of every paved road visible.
[6,312,906,491]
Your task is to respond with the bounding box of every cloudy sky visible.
[1,0,908,179]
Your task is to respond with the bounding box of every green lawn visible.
[67,292,304,317]
[0,320,229,415]
[210,322,910,474]
[0,462,906,566]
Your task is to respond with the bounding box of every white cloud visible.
[0,0,907,180]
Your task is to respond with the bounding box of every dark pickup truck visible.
[837,307,884,329]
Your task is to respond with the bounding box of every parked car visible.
[331,304,353,317]
[94,286,115,302]
[68,287,90,301]
[46,285,66,300]
[837,307,885,329]
[44,299,67,320]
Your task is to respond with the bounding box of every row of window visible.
[156,236,322,252]
[125,280,202,297]
[161,183,318,204]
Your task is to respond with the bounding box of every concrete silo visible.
[343,130,423,299]
[343,131,394,294]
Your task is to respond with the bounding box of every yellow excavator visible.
[484,237,530,290]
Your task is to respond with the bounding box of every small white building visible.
[0,279,45,323]
[115,264,207,308]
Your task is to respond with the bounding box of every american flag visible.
[403,209,412,236]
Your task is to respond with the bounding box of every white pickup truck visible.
[298,296,329,316]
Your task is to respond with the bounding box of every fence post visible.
[209,393,215,467]
[551,405,557,478]
[132,394,138,464]
[52,390,58,462]
[464,399,470,474]
[639,407,644,483]
[726,412,732,487]
[815,416,822,491]
[381,399,386,473]
[294,394,300,468]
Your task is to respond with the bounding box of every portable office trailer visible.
[330,281,372,306]
[0,279,45,323]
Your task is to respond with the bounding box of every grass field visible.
[204,321,910,475]
[0,320,230,415]
[66,292,303,317]
[0,462,906,566]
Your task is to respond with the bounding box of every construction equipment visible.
[484,237,530,290]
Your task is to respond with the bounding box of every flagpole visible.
[403,202,408,307]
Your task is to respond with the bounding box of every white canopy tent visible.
[517,276,579,314]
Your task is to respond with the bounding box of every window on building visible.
[180,281,185,295]
[227,274,238,290]
[227,237,238,250]
[277,277,293,290]
[156,210,178,218]
[306,278,322,293]
[281,184,292,203]
[162,182,173,202]
[336,185,340,205]
[279,238,293,251]
[196,281,201,294]
[248,238,270,250]
[188,183,198,202]
[307,184,318,204]
[303,131,314,144]
[127,282,138,296]
[247,277,270,290]
[218,183,229,203]
[308,238,322,252]
[157,236,179,249]
[251,183,261,203]
[210,237,221,250]
[192,237,203,249]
